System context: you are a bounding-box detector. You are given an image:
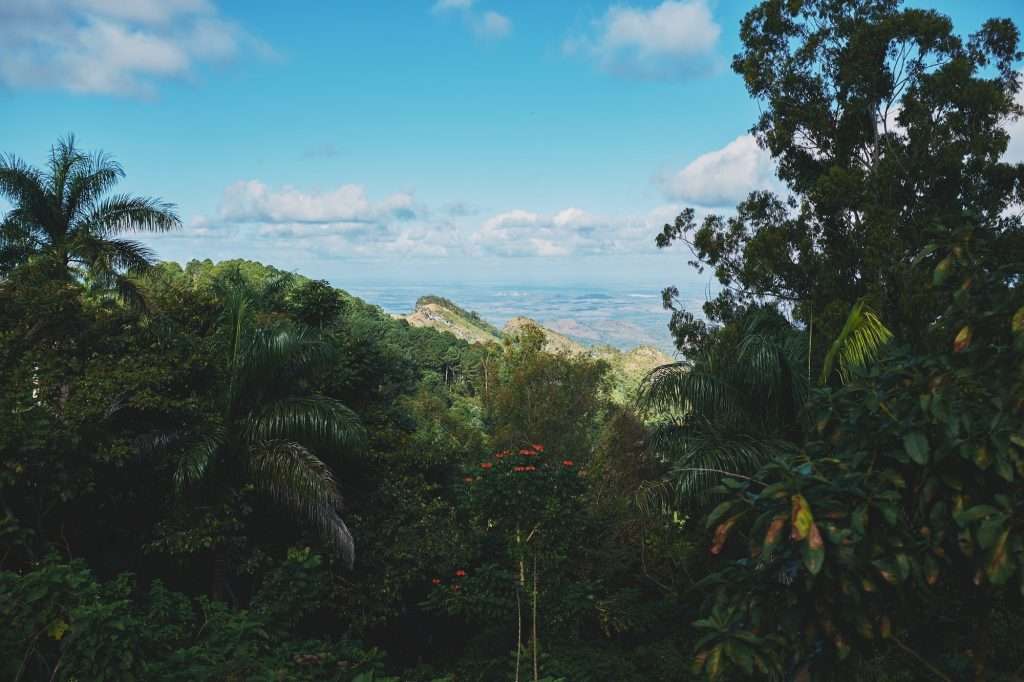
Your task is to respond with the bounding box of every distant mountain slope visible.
[402,296,673,402]
[402,297,501,345]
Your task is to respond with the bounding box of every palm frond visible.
[0,155,49,224]
[76,236,156,276]
[648,417,787,507]
[818,299,893,385]
[636,361,744,424]
[236,328,331,402]
[78,193,180,235]
[65,151,125,222]
[175,433,222,492]
[47,135,90,206]
[244,396,365,452]
[249,440,354,568]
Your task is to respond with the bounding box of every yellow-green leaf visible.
[48,619,69,641]
[1012,306,1024,335]
[790,494,813,541]
[933,255,953,286]
[953,326,972,353]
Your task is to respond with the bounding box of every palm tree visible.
[175,279,364,588]
[637,300,893,507]
[0,135,179,298]
[637,306,808,506]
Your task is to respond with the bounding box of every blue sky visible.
[2,0,1023,291]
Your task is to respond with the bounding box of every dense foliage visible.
[2,1,1023,681]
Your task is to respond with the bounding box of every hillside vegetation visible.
[403,299,673,404]
[3,2,1024,680]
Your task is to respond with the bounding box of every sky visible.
[2,0,1023,292]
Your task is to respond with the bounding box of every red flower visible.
[562,460,574,467]
[431,578,441,585]
[524,465,536,472]
[455,569,467,577]
[531,444,544,452]
[513,466,524,472]
[480,462,493,469]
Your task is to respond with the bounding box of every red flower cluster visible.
[455,569,467,577]
[562,460,574,468]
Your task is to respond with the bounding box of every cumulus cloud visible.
[659,134,782,207]
[564,0,721,79]
[432,0,475,11]
[431,0,511,40]
[470,206,668,257]
[220,180,418,225]
[473,11,511,38]
[0,0,270,96]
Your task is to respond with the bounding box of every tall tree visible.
[173,282,365,588]
[0,135,179,299]
[658,0,1023,346]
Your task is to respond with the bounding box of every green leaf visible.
[954,505,999,527]
[706,500,737,530]
[977,514,1008,550]
[903,431,929,465]
[933,255,953,286]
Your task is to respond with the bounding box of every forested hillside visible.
[2,1,1024,681]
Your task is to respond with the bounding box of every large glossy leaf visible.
[790,494,813,541]
[902,431,930,465]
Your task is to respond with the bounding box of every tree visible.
[658,0,1023,346]
[638,305,807,506]
[483,324,610,459]
[0,136,180,300]
[171,282,365,586]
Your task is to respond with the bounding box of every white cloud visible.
[0,0,268,96]
[220,180,418,225]
[432,0,475,11]
[659,134,781,206]
[565,0,721,79]
[470,206,669,257]
[431,1,511,41]
[474,11,511,38]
